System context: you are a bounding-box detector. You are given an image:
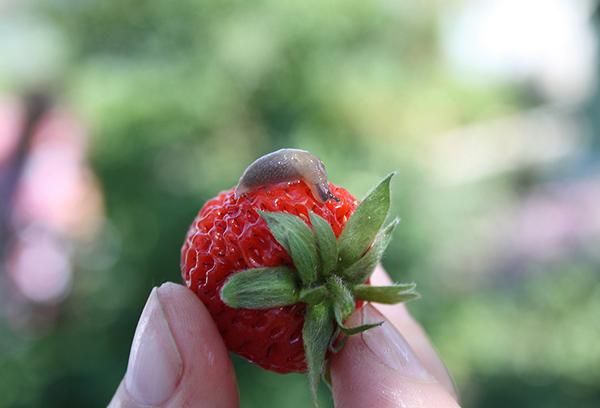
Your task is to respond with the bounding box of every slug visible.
[235,149,340,203]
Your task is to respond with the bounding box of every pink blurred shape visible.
[1,94,104,306]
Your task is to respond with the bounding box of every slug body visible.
[235,149,340,203]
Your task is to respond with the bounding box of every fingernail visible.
[361,304,432,380]
[125,287,183,405]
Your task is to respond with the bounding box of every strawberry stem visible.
[299,286,328,304]
[303,301,335,408]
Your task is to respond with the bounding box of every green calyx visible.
[219,171,418,407]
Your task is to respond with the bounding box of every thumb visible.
[330,304,460,408]
[108,283,238,408]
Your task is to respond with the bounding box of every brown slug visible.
[235,148,340,203]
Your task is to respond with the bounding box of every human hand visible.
[108,266,460,407]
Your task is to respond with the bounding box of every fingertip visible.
[123,287,182,406]
[371,264,394,286]
[156,282,239,407]
[370,266,460,401]
[330,304,459,408]
[111,283,239,408]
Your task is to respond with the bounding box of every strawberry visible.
[181,150,417,406]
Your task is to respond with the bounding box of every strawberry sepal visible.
[303,301,335,408]
[220,266,300,309]
[353,283,420,304]
[336,171,396,268]
[340,217,399,284]
[258,210,319,285]
[309,212,338,275]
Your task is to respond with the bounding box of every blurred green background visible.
[1,0,599,407]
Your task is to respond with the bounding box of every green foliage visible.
[1,1,598,408]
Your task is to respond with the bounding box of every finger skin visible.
[371,265,459,401]
[108,283,239,408]
[330,304,460,408]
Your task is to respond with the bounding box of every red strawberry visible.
[181,149,417,406]
[182,180,357,372]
